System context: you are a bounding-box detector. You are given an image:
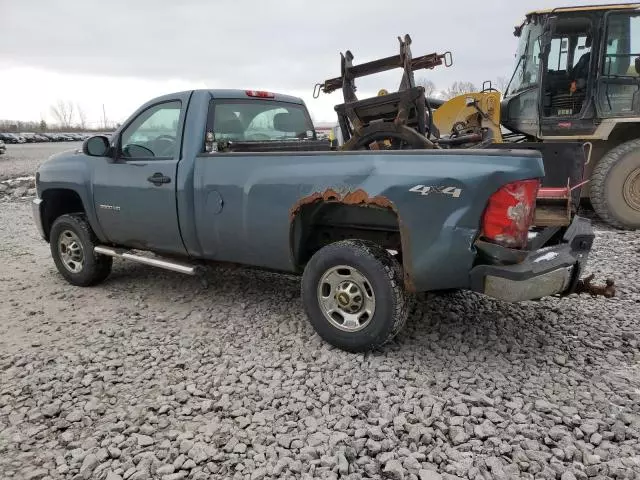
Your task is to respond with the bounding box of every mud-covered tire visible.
[49,213,112,286]
[590,139,640,229]
[301,240,410,352]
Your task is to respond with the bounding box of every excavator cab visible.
[501,4,640,230]
[503,4,640,136]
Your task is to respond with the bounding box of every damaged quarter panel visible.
[193,148,544,291]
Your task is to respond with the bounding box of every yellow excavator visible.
[314,3,640,230]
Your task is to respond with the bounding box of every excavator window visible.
[597,13,640,116]
[548,37,569,72]
[541,17,593,118]
[506,21,542,96]
[603,14,640,76]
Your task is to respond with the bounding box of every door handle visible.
[147,172,171,186]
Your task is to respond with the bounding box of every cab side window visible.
[121,101,182,159]
[599,13,640,116]
[603,13,640,76]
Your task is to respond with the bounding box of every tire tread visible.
[590,138,640,230]
[301,239,410,352]
[50,213,112,286]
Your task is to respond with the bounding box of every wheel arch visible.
[40,188,87,242]
[606,121,640,144]
[289,195,413,289]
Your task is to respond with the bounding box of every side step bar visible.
[94,246,197,275]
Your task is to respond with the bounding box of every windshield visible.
[212,100,315,142]
[506,21,543,96]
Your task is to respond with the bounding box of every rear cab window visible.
[206,97,316,145]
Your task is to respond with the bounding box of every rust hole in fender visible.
[289,188,416,291]
[289,188,396,220]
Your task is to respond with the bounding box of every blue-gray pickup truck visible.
[32,89,606,351]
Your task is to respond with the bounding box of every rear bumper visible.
[469,215,593,302]
[32,197,46,241]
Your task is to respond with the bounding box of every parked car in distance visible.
[0,133,22,144]
[20,133,42,143]
[43,133,65,142]
[0,139,6,155]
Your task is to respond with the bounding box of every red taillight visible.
[245,90,275,98]
[482,179,539,248]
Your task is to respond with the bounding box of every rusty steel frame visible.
[314,34,450,148]
[315,35,449,99]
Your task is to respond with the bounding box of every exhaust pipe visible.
[94,246,197,275]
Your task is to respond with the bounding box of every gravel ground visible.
[1,146,639,480]
[0,142,82,180]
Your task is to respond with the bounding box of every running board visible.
[93,246,197,275]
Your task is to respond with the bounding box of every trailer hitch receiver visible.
[575,273,616,298]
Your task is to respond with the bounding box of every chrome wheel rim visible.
[623,167,640,212]
[317,265,375,332]
[58,230,84,273]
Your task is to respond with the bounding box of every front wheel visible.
[50,214,112,286]
[301,240,410,352]
[590,138,640,229]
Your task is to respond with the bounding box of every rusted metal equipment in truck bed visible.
[313,34,451,151]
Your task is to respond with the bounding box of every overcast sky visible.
[0,0,609,127]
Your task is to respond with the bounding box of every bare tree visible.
[416,78,437,98]
[443,81,477,100]
[50,100,75,128]
[495,76,509,93]
[77,104,88,130]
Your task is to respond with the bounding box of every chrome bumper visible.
[470,216,594,302]
[32,198,46,240]
[483,266,573,302]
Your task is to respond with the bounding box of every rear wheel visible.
[301,240,410,352]
[591,138,640,229]
[50,214,112,286]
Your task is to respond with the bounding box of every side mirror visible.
[82,135,111,157]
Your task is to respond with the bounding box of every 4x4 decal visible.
[409,184,462,198]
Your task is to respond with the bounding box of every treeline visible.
[0,119,111,134]
[0,100,118,133]
[416,77,509,99]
